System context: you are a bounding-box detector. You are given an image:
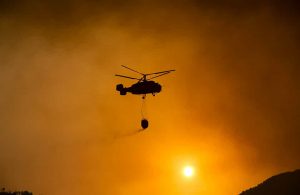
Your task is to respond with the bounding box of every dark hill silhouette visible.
[0,188,32,195]
[240,169,300,195]
[0,193,32,195]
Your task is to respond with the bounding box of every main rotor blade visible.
[121,65,144,75]
[147,71,174,80]
[146,69,175,76]
[115,74,140,80]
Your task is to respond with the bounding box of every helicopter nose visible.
[157,84,162,92]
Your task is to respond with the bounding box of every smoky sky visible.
[0,0,299,195]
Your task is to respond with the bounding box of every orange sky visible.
[0,1,299,194]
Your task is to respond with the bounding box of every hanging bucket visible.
[141,119,149,129]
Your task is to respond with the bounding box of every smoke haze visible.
[0,0,299,194]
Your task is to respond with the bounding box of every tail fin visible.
[116,84,127,95]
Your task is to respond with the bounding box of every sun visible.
[183,166,194,178]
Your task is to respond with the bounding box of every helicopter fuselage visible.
[116,81,161,95]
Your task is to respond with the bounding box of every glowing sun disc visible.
[183,166,194,177]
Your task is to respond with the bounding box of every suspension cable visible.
[141,95,147,119]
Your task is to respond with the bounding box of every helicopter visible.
[115,65,175,99]
[115,65,175,130]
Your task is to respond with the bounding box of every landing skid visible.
[142,93,156,99]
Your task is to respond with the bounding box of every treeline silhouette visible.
[0,192,32,195]
[0,188,32,195]
[240,169,300,195]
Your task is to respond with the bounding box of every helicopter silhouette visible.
[115,65,175,99]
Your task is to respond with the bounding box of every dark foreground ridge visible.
[240,169,300,195]
[0,188,32,195]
